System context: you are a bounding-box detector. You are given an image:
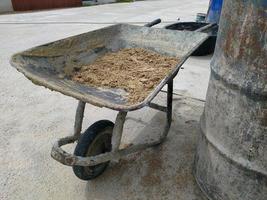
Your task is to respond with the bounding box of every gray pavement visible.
[0,1,210,199]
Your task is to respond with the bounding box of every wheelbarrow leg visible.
[159,79,173,142]
[74,101,86,140]
[167,79,173,127]
[112,111,127,152]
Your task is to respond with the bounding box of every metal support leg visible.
[112,111,127,152]
[73,101,86,139]
[167,79,173,127]
[160,79,173,141]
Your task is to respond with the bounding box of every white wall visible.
[0,0,13,13]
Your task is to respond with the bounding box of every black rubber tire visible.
[72,120,114,181]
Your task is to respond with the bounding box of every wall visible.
[11,0,82,11]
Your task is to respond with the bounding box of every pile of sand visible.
[72,48,178,104]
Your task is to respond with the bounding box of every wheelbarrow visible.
[10,20,208,180]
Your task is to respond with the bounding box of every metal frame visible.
[51,80,173,167]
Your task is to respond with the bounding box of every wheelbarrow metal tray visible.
[10,24,208,111]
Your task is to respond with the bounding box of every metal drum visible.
[194,0,267,200]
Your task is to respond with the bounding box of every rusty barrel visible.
[194,1,267,200]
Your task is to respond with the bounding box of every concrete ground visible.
[0,1,211,199]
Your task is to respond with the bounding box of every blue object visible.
[206,0,223,24]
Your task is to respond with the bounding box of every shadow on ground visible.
[84,94,206,200]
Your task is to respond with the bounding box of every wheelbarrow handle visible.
[195,23,217,32]
[144,18,162,27]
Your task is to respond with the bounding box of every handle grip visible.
[144,18,162,27]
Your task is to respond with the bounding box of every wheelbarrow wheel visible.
[73,120,114,181]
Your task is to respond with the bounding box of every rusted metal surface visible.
[194,0,267,200]
[11,0,82,11]
[73,101,85,139]
[52,137,163,167]
[10,24,208,111]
